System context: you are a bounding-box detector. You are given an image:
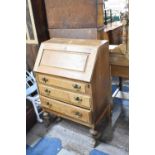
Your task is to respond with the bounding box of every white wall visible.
[105,0,128,12]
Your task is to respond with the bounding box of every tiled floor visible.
[27,112,128,155]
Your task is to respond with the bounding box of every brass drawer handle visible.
[46,101,50,105]
[74,97,82,102]
[42,77,48,83]
[46,101,52,107]
[74,111,82,118]
[44,89,51,94]
[72,84,81,90]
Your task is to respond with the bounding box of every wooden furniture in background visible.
[26,0,49,71]
[34,38,112,133]
[110,52,129,78]
[109,11,129,79]
[44,0,104,39]
[109,44,128,78]
[103,22,123,44]
[26,44,39,71]
[26,0,49,132]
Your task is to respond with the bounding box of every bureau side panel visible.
[91,42,112,123]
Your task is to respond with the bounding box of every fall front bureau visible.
[34,38,112,131]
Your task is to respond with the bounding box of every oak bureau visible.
[33,38,112,134]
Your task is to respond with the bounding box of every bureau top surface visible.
[34,38,108,82]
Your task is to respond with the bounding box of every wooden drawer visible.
[40,96,91,123]
[37,74,89,94]
[39,84,91,109]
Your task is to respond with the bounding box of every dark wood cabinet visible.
[26,0,49,71]
[26,44,39,71]
[44,0,104,39]
[26,0,49,131]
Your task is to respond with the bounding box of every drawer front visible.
[37,74,87,93]
[39,84,91,109]
[40,96,91,123]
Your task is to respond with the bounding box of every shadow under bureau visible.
[34,38,112,133]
